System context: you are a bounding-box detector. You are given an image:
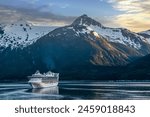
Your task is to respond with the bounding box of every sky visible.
[0,0,150,32]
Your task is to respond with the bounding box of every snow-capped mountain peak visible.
[0,15,150,52]
[72,14,103,27]
[140,30,150,35]
[138,30,150,44]
[70,15,148,50]
[0,20,57,49]
[14,19,32,26]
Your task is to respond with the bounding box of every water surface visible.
[0,81,150,100]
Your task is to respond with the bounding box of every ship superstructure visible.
[28,71,59,88]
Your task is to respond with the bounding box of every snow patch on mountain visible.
[139,30,150,44]
[71,14,150,50]
[89,25,143,49]
[78,25,143,49]
[0,20,57,49]
[140,30,150,35]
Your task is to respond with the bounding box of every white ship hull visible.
[29,81,58,88]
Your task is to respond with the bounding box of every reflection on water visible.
[32,86,59,95]
[0,81,150,100]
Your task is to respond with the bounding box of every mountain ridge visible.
[0,14,150,80]
[0,20,57,49]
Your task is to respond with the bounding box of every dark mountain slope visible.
[0,15,150,80]
[119,54,150,80]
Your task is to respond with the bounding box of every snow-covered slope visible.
[140,30,150,35]
[0,20,57,49]
[71,15,148,50]
[138,30,150,44]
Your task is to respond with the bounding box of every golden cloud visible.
[108,0,150,32]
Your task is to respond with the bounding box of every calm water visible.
[0,81,150,100]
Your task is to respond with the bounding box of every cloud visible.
[108,0,150,32]
[95,16,120,28]
[60,4,69,9]
[0,5,76,26]
[115,13,150,32]
[108,0,148,13]
[21,0,39,4]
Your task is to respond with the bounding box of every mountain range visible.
[0,19,57,49]
[0,14,150,80]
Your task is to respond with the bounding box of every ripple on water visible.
[0,81,150,100]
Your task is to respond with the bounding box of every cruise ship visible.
[28,70,59,88]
